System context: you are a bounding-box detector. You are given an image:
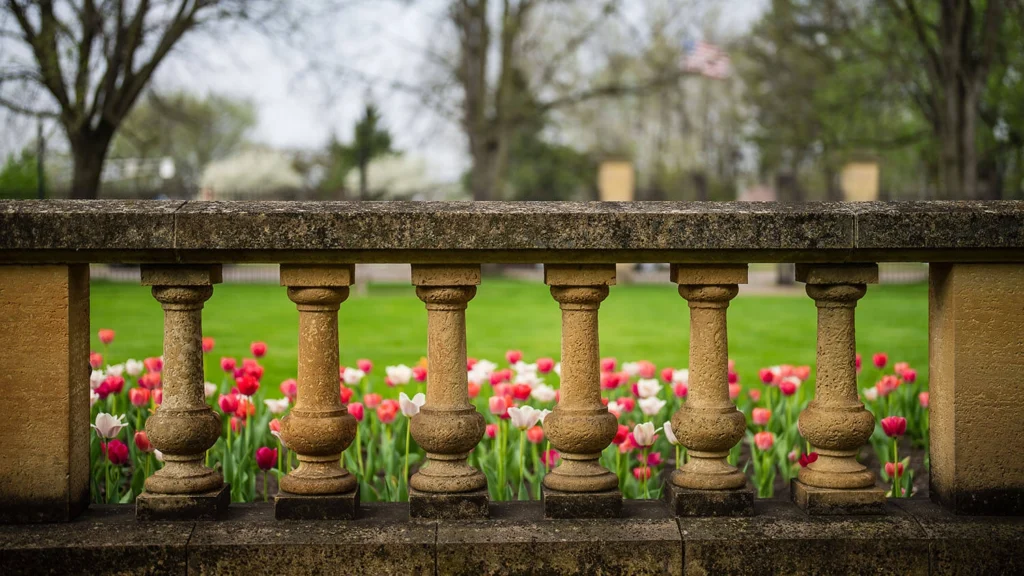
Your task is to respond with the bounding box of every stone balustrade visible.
[1,200,1023,574]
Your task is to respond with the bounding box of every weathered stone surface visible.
[929,263,1024,515]
[409,487,489,519]
[791,479,887,515]
[0,265,90,524]
[894,498,1024,575]
[542,487,622,519]
[679,500,929,575]
[136,484,230,521]
[6,200,1024,262]
[665,483,754,517]
[275,487,359,520]
[795,262,879,285]
[187,503,435,575]
[0,505,191,575]
[438,501,682,575]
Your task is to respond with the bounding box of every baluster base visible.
[791,479,886,515]
[409,487,489,519]
[664,482,754,517]
[542,487,622,519]
[136,484,230,521]
[275,485,359,520]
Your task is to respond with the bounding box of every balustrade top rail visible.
[2,199,1023,263]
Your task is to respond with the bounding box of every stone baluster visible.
[275,265,359,519]
[137,266,228,520]
[667,264,753,516]
[408,265,488,519]
[542,264,620,518]
[793,264,885,514]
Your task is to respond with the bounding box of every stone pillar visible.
[137,265,229,520]
[542,264,620,518]
[276,265,359,520]
[0,265,89,523]
[667,264,753,516]
[929,263,1024,515]
[792,264,885,515]
[408,265,488,519]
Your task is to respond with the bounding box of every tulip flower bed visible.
[88,331,930,504]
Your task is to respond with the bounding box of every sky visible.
[2,0,768,182]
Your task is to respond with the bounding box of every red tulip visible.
[98,329,115,345]
[918,391,929,408]
[485,424,498,439]
[279,378,297,401]
[884,461,905,478]
[221,357,237,372]
[105,439,129,465]
[877,375,900,396]
[618,397,636,412]
[340,385,354,403]
[251,342,267,358]
[134,431,153,453]
[728,369,739,384]
[505,350,523,364]
[143,357,163,372]
[881,416,907,437]
[855,353,863,372]
[632,466,651,480]
[661,367,674,383]
[467,357,478,370]
[412,366,427,382]
[527,425,545,444]
[347,401,364,422]
[235,374,260,397]
[103,374,125,395]
[673,382,688,398]
[646,452,662,467]
[468,381,481,399]
[541,449,560,467]
[129,387,150,407]
[536,357,555,373]
[600,357,617,373]
[364,393,382,409]
[235,398,256,418]
[153,389,163,405]
[902,369,917,384]
[90,352,103,369]
[754,431,774,451]
[202,337,215,353]
[218,394,239,414]
[779,380,797,397]
[872,352,888,369]
[512,383,531,400]
[759,368,775,384]
[612,424,629,445]
[139,372,162,390]
[377,399,399,424]
[600,372,621,390]
[255,446,278,471]
[798,452,818,467]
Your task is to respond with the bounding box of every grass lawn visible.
[90,280,929,395]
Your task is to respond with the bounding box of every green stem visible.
[642,447,649,499]
[355,424,364,478]
[403,421,411,500]
[518,431,526,500]
[892,437,900,497]
[675,445,681,469]
[263,473,268,502]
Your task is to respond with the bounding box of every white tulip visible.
[342,367,366,385]
[636,378,662,399]
[513,371,542,389]
[531,384,557,403]
[386,364,413,386]
[639,397,667,416]
[781,375,801,389]
[663,421,679,445]
[399,392,426,417]
[671,369,689,385]
[633,422,657,447]
[125,359,144,377]
[90,370,105,390]
[204,382,219,398]
[154,449,164,462]
[90,390,100,407]
[537,409,552,423]
[264,397,290,414]
[106,363,125,377]
[92,412,127,439]
[863,386,879,401]
[608,401,623,418]
[508,406,542,430]
[553,363,561,376]
[513,361,538,376]
[622,362,641,377]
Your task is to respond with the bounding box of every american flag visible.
[682,39,731,80]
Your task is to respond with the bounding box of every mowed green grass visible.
[90,280,929,395]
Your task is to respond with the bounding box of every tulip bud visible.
[347,402,364,422]
[98,329,115,345]
[134,431,154,453]
[251,341,267,358]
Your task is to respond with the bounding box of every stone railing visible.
[1,200,1023,575]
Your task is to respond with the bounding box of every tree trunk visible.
[359,157,368,200]
[70,135,111,199]
[961,82,979,199]
[469,138,501,201]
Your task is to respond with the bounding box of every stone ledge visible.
[4,200,1024,263]
[1,500,1023,575]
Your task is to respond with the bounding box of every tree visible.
[110,91,256,190]
[325,103,395,200]
[0,1,286,198]
[0,147,38,198]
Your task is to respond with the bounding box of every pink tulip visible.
[144,357,163,372]
[918,391,929,408]
[795,365,811,381]
[758,368,775,384]
[881,416,907,437]
[873,352,888,369]
[269,418,282,433]
[612,424,629,445]
[105,439,129,465]
[103,374,125,395]
[377,399,399,424]
[202,337,215,353]
[856,353,863,372]
[673,382,688,398]
[527,425,545,444]
[637,361,657,379]
[357,358,373,373]
[280,379,297,401]
[412,366,427,382]
[468,381,481,398]
[364,393,382,409]
[485,424,498,439]
[221,357,237,372]
[902,369,917,384]
[754,431,774,451]
[893,362,909,376]
[256,447,278,471]
[632,466,651,481]
[536,357,555,373]
[347,402,365,422]
[541,449,560,467]
[153,389,163,405]
[489,395,509,417]
[661,367,674,383]
[251,342,267,358]
[98,329,115,345]
[90,352,103,369]
[729,383,741,400]
[129,388,150,407]
[884,461,905,478]
[218,394,239,414]
[230,416,244,433]
[752,407,771,426]
[748,389,762,402]
[600,357,617,373]
[779,380,797,397]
